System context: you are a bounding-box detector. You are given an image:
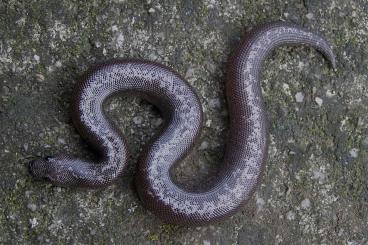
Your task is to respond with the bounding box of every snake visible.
[29,22,336,225]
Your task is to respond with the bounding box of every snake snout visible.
[28,158,52,181]
[28,160,35,174]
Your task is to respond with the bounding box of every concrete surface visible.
[0,0,367,244]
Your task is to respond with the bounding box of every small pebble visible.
[283,83,291,96]
[306,13,314,20]
[203,240,211,245]
[198,141,209,150]
[295,92,304,103]
[34,54,40,62]
[349,148,359,158]
[25,190,32,198]
[57,138,66,144]
[95,41,101,48]
[35,73,45,82]
[208,98,221,109]
[185,67,195,79]
[286,210,296,220]
[27,203,37,212]
[315,97,323,106]
[301,198,311,209]
[116,33,125,46]
[153,118,163,127]
[55,61,62,67]
[133,116,143,125]
[111,25,118,32]
[2,85,10,94]
[128,205,137,213]
[29,218,38,228]
[297,61,305,70]
[362,137,368,147]
[256,197,265,212]
[312,170,326,183]
[326,89,336,98]
[148,53,158,60]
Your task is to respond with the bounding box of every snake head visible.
[29,156,89,186]
[28,156,59,183]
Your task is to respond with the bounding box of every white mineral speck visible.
[297,61,305,70]
[198,141,209,150]
[148,8,155,13]
[128,205,137,213]
[55,61,62,67]
[116,33,125,46]
[58,138,66,144]
[25,191,32,198]
[35,73,45,81]
[203,240,211,245]
[295,92,304,103]
[256,197,265,212]
[34,54,40,62]
[349,148,359,158]
[27,203,37,212]
[315,97,323,106]
[2,85,9,94]
[133,116,143,125]
[111,25,118,32]
[301,198,311,209]
[95,41,101,48]
[30,218,38,228]
[362,137,368,147]
[282,83,291,96]
[306,13,314,19]
[153,118,163,127]
[208,98,221,108]
[312,170,326,184]
[326,89,336,98]
[286,210,296,220]
[185,66,195,79]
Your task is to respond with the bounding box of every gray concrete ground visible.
[0,0,367,244]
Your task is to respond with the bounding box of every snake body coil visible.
[29,22,335,225]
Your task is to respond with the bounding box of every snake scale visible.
[29,22,336,225]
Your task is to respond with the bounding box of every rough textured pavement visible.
[0,0,367,244]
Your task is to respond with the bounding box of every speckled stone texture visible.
[0,0,367,244]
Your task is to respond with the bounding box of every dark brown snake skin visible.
[29,22,336,225]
